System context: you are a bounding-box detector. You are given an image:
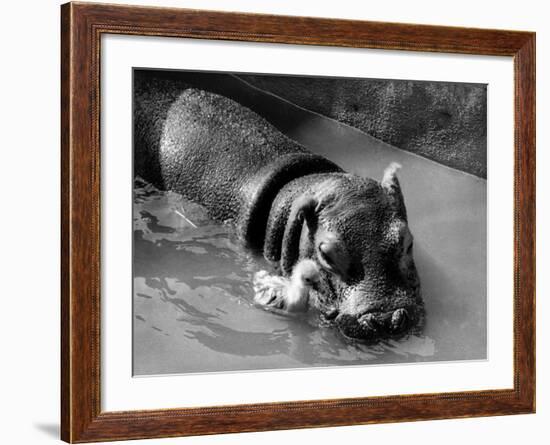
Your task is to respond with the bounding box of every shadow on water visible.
[179,308,388,367]
[134,230,252,295]
[132,76,486,375]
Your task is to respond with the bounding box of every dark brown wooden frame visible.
[61,1,536,442]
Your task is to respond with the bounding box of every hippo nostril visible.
[359,313,382,332]
[391,308,409,333]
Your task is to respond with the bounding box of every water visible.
[133,99,486,376]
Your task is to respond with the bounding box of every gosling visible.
[253,259,321,313]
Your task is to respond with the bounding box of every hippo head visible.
[290,164,423,341]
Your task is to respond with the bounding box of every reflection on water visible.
[133,105,486,376]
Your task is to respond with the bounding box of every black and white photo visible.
[132,68,487,375]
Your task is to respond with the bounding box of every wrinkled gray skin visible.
[135,81,423,341]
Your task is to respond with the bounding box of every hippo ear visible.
[381,162,407,220]
[290,195,321,235]
[289,195,319,223]
[280,195,319,276]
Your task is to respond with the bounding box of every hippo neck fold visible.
[237,153,341,253]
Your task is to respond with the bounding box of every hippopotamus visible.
[134,78,424,341]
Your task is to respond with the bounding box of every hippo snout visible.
[358,307,410,334]
[390,308,410,332]
[335,304,420,341]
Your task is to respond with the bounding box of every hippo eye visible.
[316,236,351,280]
[321,250,333,264]
[318,244,336,269]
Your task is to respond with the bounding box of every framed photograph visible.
[61,2,535,442]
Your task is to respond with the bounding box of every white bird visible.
[253,259,321,313]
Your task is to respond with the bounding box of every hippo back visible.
[135,87,341,252]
